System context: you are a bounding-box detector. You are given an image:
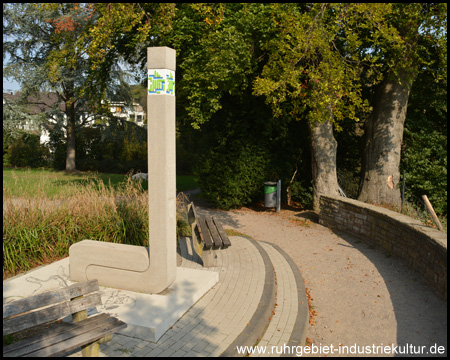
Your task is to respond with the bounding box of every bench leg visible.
[72,303,114,357]
[202,248,216,267]
[81,334,112,357]
[192,230,203,260]
[82,341,100,357]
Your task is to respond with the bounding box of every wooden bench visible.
[187,202,231,267]
[3,279,126,357]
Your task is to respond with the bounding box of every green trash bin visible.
[264,181,277,208]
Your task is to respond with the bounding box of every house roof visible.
[3,91,65,114]
[3,91,145,116]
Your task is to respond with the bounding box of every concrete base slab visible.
[3,258,219,343]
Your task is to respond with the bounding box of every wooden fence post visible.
[422,195,444,231]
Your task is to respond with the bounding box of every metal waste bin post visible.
[264,181,277,208]
[276,179,281,212]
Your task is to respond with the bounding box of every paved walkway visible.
[64,233,307,357]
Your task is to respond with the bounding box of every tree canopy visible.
[3,3,447,216]
[3,3,174,171]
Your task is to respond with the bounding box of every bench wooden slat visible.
[4,313,108,357]
[213,217,231,248]
[4,312,108,356]
[197,217,214,249]
[34,316,125,357]
[3,293,101,336]
[186,202,231,267]
[4,313,126,357]
[3,279,99,320]
[34,316,126,357]
[205,216,222,248]
[3,279,126,358]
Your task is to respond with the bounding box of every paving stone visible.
[36,234,304,357]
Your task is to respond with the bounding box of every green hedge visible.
[197,143,270,209]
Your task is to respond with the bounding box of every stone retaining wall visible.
[319,195,447,300]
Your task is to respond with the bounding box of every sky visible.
[3,77,21,93]
[3,53,21,93]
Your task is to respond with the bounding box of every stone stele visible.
[69,47,177,294]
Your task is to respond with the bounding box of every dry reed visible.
[3,177,153,279]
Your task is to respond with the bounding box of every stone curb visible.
[267,243,309,357]
[220,238,276,357]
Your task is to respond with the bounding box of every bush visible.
[197,143,270,210]
[4,131,50,168]
[402,129,447,216]
[288,180,314,209]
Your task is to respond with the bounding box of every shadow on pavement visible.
[331,229,447,357]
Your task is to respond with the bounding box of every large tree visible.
[357,3,447,207]
[3,3,172,171]
[117,3,446,212]
[253,4,372,211]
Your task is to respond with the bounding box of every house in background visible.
[106,100,146,127]
[3,91,146,144]
[3,91,64,143]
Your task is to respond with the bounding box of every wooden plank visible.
[4,314,126,357]
[213,217,231,248]
[197,216,214,249]
[4,313,110,356]
[205,216,222,248]
[3,293,101,336]
[3,280,99,320]
[422,195,444,231]
[33,316,126,357]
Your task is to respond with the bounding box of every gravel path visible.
[193,197,447,357]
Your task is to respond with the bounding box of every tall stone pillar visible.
[68,47,177,294]
[147,47,177,292]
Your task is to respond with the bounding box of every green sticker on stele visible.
[148,69,175,95]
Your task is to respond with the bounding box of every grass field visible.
[3,168,198,197]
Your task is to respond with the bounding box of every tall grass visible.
[3,176,190,280]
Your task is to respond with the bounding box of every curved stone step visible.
[220,238,276,357]
[177,235,309,357]
[220,240,309,357]
[260,242,309,357]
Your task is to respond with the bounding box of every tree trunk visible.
[358,70,413,208]
[286,164,298,207]
[65,100,77,172]
[310,119,340,212]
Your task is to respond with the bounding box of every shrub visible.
[49,120,147,173]
[197,143,270,210]
[402,129,447,216]
[4,131,50,168]
[288,180,314,209]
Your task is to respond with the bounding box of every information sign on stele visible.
[148,69,175,95]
